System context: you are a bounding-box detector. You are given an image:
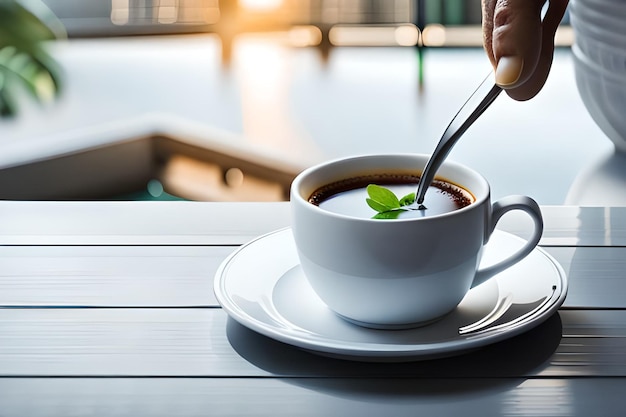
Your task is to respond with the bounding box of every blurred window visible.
[41,0,570,46]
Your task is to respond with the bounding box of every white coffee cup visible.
[290,154,543,329]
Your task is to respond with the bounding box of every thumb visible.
[483,0,568,100]
[503,0,569,101]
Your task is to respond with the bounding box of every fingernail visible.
[495,56,524,87]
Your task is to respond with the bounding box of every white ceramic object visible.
[575,34,626,74]
[570,0,626,152]
[571,1,626,36]
[290,154,543,329]
[572,45,626,153]
[566,149,626,205]
[213,228,568,362]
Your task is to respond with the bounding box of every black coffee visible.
[309,173,474,219]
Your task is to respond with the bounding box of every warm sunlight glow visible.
[162,155,284,201]
[330,25,417,46]
[158,6,178,24]
[232,36,321,160]
[394,25,419,46]
[110,0,129,25]
[239,0,283,11]
[111,0,220,25]
[422,24,446,47]
[225,168,245,188]
[287,26,322,47]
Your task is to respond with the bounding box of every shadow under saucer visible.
[226,311,563,399]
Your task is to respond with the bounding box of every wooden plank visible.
[0,309,624,378]
[0,201,292,245]
[0,377,624,417]
[0,246,235,307]
[0,245,624,309]
[497,206,626,247]
[547,247,626,309]
[1,203,626,247]
[9,378,531,417]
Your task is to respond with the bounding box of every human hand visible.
[482,0,569,101]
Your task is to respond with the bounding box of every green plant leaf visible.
[366,198,391,213]
[0,46,55,102]
[366,184,418,219]
[373,210,404,220]
[0,1,65,117]
[0,2,66,45]
[366,184,400,211]
[399,192,416,206]
[0,74,17,116]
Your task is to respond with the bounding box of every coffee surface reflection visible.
[309,173,474,219]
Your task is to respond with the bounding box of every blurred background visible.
[2,0,609,205]
[44,0,570,50]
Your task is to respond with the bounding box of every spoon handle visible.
[415,73,502,205]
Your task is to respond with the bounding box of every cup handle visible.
[471,195,543,288]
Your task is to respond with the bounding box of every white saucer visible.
[214,228,568,362]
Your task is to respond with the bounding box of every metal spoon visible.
[415,73,502,207]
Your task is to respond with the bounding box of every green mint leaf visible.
[373,210,404,220]
[366,198,391,213]
[399,192,416,206]
[365,184,415,219]
[366,184,400,211]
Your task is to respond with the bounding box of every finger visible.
[491,0,545,88]
[505,0,570,101]
[482,0,498,68]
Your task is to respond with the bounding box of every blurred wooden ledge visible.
[0,113,309,201]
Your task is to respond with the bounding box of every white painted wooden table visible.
[0,201,625,416]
